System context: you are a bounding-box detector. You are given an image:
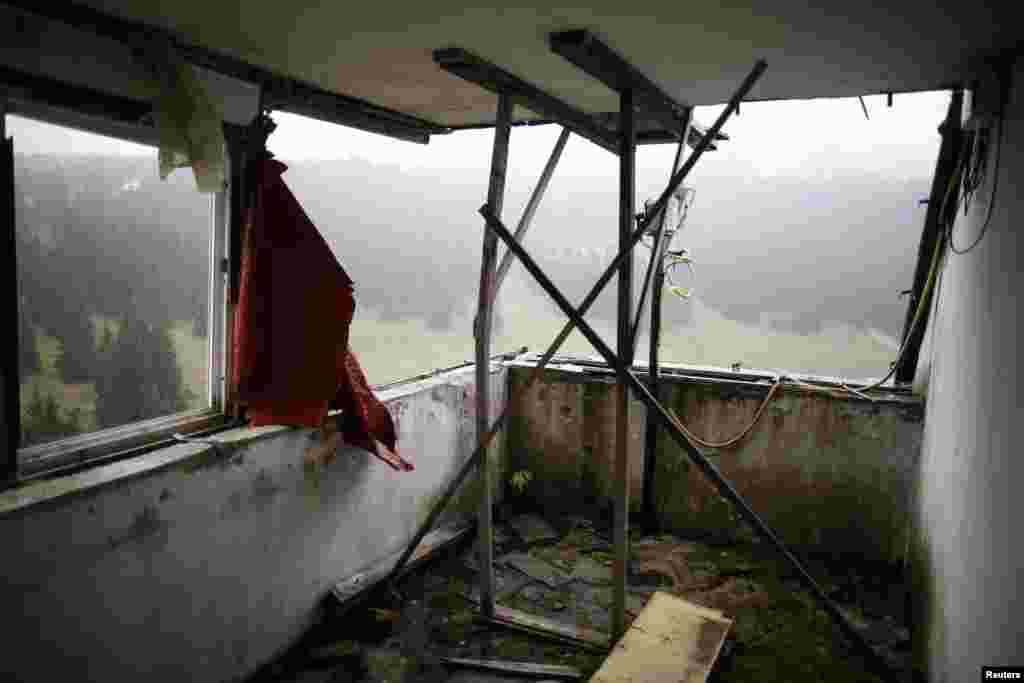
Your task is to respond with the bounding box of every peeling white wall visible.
[915,56,1024,681]
[0,364,506,683]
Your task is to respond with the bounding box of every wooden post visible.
[475,93,512,618]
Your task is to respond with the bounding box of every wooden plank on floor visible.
[589,592,733,683]
[330,523,472,608]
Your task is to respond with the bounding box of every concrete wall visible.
[0,364,507,683]
[913,57,1024,682]
[507,365,923,565]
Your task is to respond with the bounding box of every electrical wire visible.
[949,114,1005,255]
[837,201,947,396]
[670,376,781,449]
[664,250,695,299]
[832,152,962,398]
[656,92,996,403]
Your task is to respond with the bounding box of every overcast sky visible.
[267,90,951,183]
[8,89,950,188]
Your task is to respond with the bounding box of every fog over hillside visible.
[282,154,930,350]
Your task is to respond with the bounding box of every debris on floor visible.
[253,511,912,683]
[503,552,574,588]
[570,556,612,586]
[508,514,560,546]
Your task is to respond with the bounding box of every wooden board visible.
[589,592,732,683]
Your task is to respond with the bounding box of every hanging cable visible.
[670,377,781,449]
[836,167,954,397]
[664,249,695,299]
[949,113,1005,255]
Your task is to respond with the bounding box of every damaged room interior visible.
[1,2,1021,682]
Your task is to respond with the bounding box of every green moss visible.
[301,458,323,511]
[564,650,605,678]
[493,636,533,659]
[365,649,412,683]
[441,608,478,643]
[907,505,936,679]
[452,472,484,517]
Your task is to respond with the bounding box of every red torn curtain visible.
[232,159,411,471]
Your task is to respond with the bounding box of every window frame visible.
[3,92,233,480]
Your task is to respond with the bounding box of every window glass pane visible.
[10,114,212,449]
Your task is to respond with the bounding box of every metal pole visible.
[642,256,666,529]
[493,127,570,300]
[612,88,636,641]
[630,112,691,353]
[386,58,765,588]
[474,93,512,619]
[641,119,690,530]
[479,205,895,682]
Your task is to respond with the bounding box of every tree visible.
[54,306,97,384]
[21,384,82,447]
[19,321,40,377]
[192,285,208,339]
[96,314,187,429]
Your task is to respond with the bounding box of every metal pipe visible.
[473,93,512,618]
[385,58,765,590]
[493,127,570,300]
[642,261,666,529]
[612,87,636,641]
[630,112,691,354]
[479,205,895,683]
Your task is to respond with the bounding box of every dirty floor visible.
[251,512,911,683]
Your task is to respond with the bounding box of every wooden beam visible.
[550,30,690,144]
[434,48,619,154]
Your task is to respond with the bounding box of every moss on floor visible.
[260,517,907,683]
